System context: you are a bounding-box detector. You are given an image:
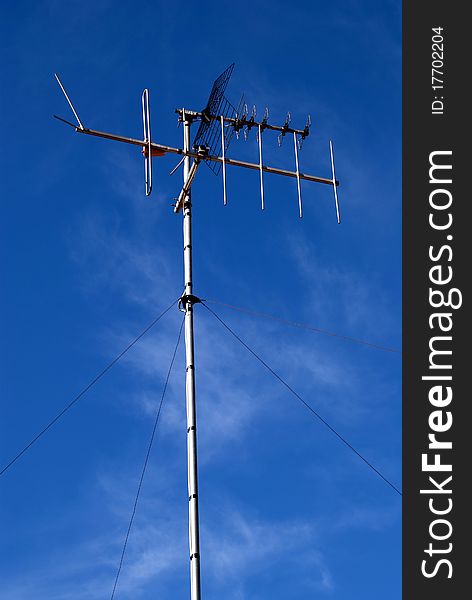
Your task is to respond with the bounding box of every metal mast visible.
[181,113,202,600]
[53,65,340,600]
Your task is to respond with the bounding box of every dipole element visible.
[181,113,202,600]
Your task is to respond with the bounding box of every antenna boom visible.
[72,127,338,187]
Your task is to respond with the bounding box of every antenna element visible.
[54,73,84,130]
[142,89,152,196]
[329,140,341,224]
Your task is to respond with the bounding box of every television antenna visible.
[54,64,341,600]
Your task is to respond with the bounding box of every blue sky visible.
[0,1,401,599]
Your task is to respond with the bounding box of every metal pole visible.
[182,114,202,600]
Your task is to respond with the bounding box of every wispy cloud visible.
[203,506,334,596]
[332,502,399,533]
[287,231,400,341]
[2,462,335,600]
[2,481,399,600]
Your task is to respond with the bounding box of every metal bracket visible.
[175,108,200,123]
[179,294,202,310]
[173,155,203,213]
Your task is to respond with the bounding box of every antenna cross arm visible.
[215,114,308,137]
[72,127,338,191]
[74,127,180,154]
[175,109,309,137]
[220,156,338,187]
